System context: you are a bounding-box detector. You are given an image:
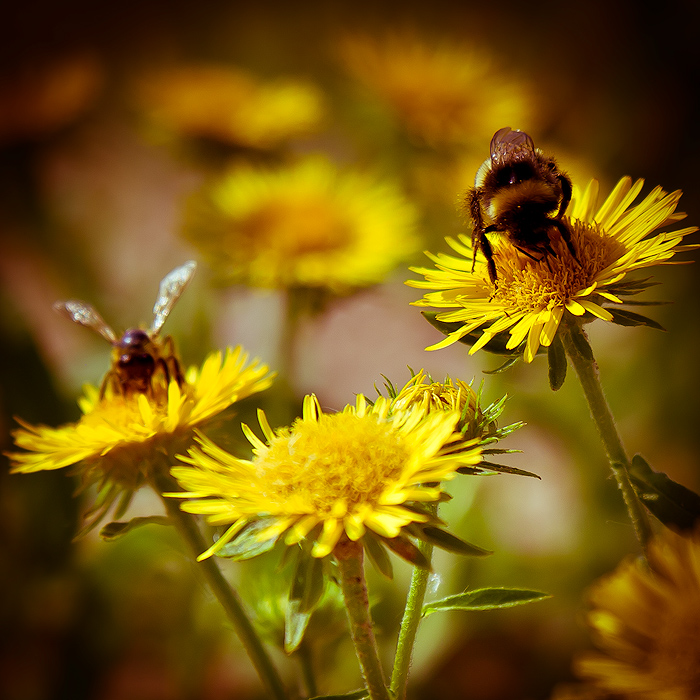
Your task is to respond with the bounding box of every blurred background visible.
[1,0,699,698]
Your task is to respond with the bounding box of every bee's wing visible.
[150,260,197,336]
[54,300,118,344]
[490,127,535,162]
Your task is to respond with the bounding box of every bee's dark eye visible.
[495,166,515,187]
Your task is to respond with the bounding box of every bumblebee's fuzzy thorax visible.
[486,179,560,223]
[465,127,577,283]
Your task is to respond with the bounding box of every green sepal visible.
[309,690,368,700]
[422,312,542,358]
[629,454,700,531]
[607,308,665,330]
[381,535,430,568]
[482,356,521,374]
[458,461,540,479]
[216,519,279,560]
[422,587,551,617]
[410,525,492,557]
[569,323,594,361]
[290,552,326,614]
[362,534,394,579]
[99,515,170,541]
[607,276,659,296]
[284,600,311,654]
[547,334,567,391]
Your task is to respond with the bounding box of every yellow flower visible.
[9,347,274,529]
[134,64,324,149]
[381,369,529,478]
[409,177,699,362]
[337,32,534,147]
[573,526,700,699]
[170,393,482,560]
[390,368,479,422]
[184,157,418,290]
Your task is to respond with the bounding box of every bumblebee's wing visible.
[54,300,118,344]
[150,260,197,336]
[490,127,535,162]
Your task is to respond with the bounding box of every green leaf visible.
[422,588,551,616]
[290,553,326,613]
[309,690,368,700]
[607,308,665,330]
[413,526,492,557]
[216,519,278,560]
[382,535,430,568]
[547,334,567,391]
[458,461,540,479]
[99,516,170,541]
[284,600,311,654]
[363,534,393,579]
[483,356,521,374]
[629,454,700,531]
[569,324,594,361]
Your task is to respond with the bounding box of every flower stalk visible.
[390,536,433,700]
[150,467,289,700]
[559,318,653,550]
[334,538,390,700]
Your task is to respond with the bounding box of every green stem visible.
[560,319,653,550]
[151,470,288,700]
[297,641,317,698]
[334,539,390,700]
[390,511,436,700]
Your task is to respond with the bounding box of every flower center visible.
[239,196,350,258]
[256,412,408,516]
[490,218,624,309]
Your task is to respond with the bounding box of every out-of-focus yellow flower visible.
[170,393,482,560]
[337,32,534,147]
[9,347,274,530]
[134,64,324,149]
[573,526,700,699]
[184,157,418,291]
[0,54,102,143]
[409,177,698,362]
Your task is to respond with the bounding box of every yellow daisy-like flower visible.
[184,157,418,291]
[170,393,482,560]
[409,177,699,362]
[9,347,274,528]
[573,526,700,699]
[390,368,479,422]
[337,32,534,147]
[134,64,324,149]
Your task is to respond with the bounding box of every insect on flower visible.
[54,261,196,398]
[466,127,578,284]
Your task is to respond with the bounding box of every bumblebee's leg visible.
[556,174,572,218]
[161,336,185,386]
[478,228,498,284]
[99,369,121,399]
[552,219,580,264]
[467,188,487,272]
[514,246,545,262]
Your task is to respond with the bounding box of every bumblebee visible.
[466,127,577,284]
[54,261,196,398]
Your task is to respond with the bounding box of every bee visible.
[54,261,196,398]
[466,127,578,284]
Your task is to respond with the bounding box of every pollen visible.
[409,176,697,362]
[491,218,620,310]
[258,413,408,516]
